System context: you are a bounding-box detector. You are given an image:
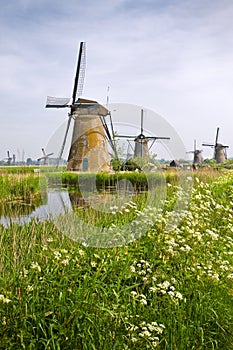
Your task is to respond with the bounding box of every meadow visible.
[0,167,233,349]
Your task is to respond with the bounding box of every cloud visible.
[0,0,233,160]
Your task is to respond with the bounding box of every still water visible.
[0,190,72,226]
[0,186,136,226]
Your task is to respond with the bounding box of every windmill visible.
[5,151,12,165]
[187,140,202,164]
[46,42,115,172]
[37,148,54,165]
[202,127,229,163]
[116,109,170,159]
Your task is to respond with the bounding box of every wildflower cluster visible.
[1,171,233,348]
[126,320,165,348]
[130,291,148,306]
[109,200,137,215]
[151,279,183,302]
[130,259,153,281]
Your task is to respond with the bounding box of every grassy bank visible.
[46,167,223,190]
[0,170,233,348]
[0,173,44,219]
[0,174,41,202]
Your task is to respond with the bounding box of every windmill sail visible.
[37,148,54,165]
[57,42,86,166]
[215,127,219,147]
[46,97,71,108]
[72,42,86,103]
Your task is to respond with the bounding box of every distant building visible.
[170,159,181,168]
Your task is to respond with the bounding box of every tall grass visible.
[46,170,175,192]
[0,174,41,202]
[0,169,233,349]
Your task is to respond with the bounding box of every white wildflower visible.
[139,330,151,337]
[130,291,137,297]
[140,298,147,305]
[130,266,136,273]
[175,292,183,299]
[0,295,11,303]
[53,251,62,259]
[78,249,85,256]
[26,285,34,292]
[168,291,175,297]
[131,337,138,343]
[30,262,41,272]
[61,259,69,266]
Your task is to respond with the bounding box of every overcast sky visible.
[1,0,233,161]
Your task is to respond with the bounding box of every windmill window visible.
[82,157,88,171]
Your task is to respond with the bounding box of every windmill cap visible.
[73,98,109,116]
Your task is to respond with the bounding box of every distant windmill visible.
[116,109,170,158]
[46,42,115,172]
[37,148,54,165]
[5,151,12,165]
[202,127,229,163]
[187,140,202,164]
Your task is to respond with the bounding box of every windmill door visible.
[82,157,88,171]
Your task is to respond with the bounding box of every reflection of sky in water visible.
[0,190,72,226]
[0,186,142,226]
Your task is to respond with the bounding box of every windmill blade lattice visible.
[72,42,86,104]
[115,109,170,158]
[46,42,86,167]
[215,127,220,147]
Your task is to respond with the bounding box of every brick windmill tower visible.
[187,140,203,164]
[202,127,229,163]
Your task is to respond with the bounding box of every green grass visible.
[0,174,41,201]
[0,173,45,218]
[0,166,37,174]
[0,169,233,349]
[48,171,168,192]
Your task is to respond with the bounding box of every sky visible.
[0,0,233,161]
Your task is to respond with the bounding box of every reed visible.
[0,174,41,201]
[46,170,178,192]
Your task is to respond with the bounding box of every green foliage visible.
[111,157,124,171]
[204,158,217,164]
